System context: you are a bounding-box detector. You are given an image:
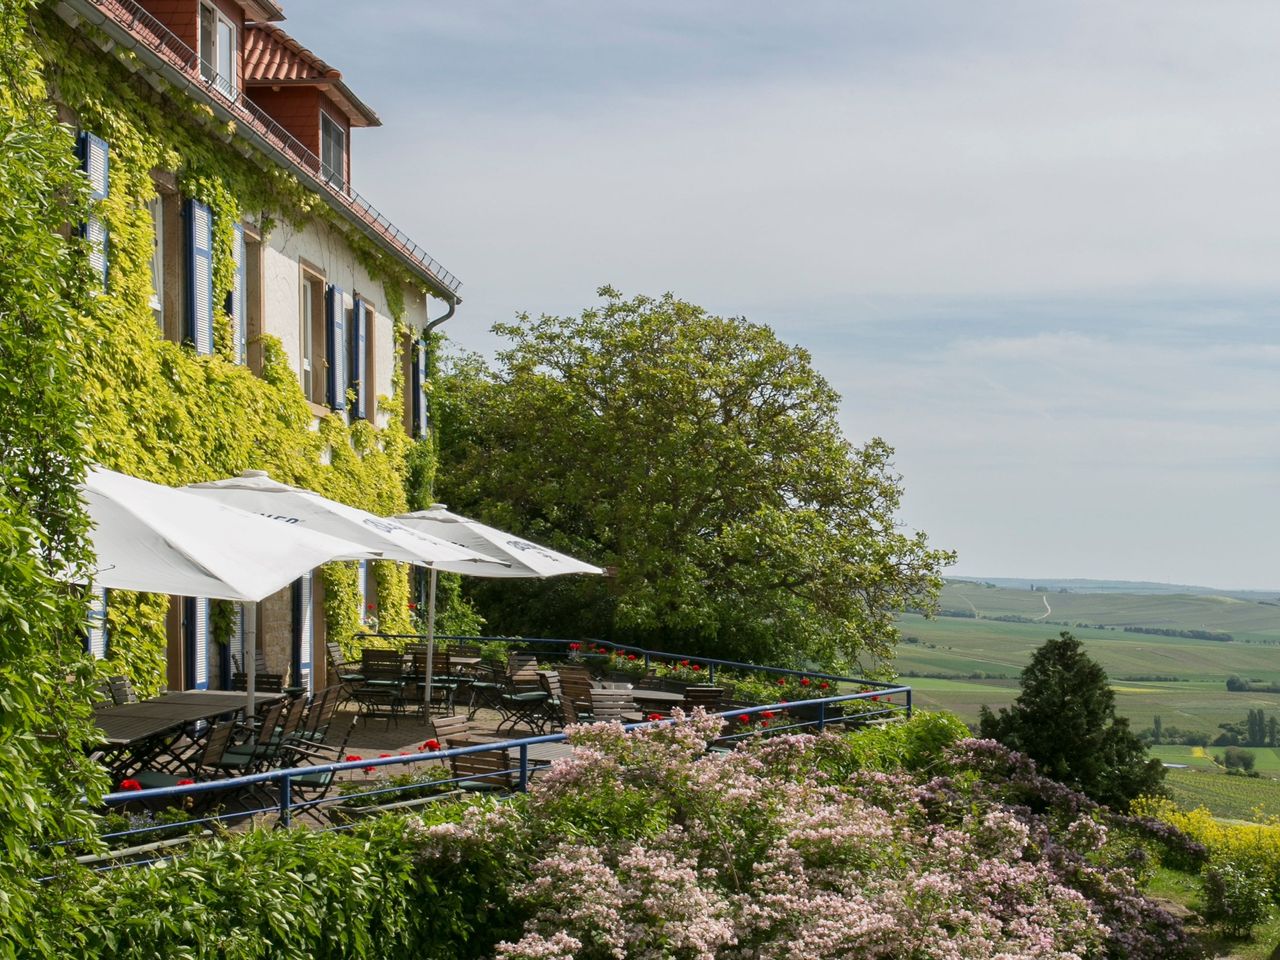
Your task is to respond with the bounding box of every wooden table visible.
[93,691,284,777]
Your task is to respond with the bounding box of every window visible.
[300,270,326,403]
[147,195,163,329]
[320,111,345,187]
[199,2,237,98]
[244,230,263,372]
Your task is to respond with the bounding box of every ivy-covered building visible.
[45,0,459,694]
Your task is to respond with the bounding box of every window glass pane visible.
[216,19,235,96]
[147,196,163,320]
[320,114,344,186]
[199,5,215,81]
[300,281,312,399]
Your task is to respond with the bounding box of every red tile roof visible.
[243,23,380,126]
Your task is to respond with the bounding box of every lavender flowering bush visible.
[409,712,1196,959]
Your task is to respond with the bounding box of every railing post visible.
[644,652,650,673]
[278,775,292,828]
[708,663,716,683]
[518,744,529,792]
[906,688,912,718]
[817,701,826,733]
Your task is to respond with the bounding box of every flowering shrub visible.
[407,714,1192,959]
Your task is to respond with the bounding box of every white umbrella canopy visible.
[185,472,508,570]
[80,466,380,601]
[394,505,605,578]
[393,505,603,708]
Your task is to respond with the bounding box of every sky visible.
[283,1,1280,590]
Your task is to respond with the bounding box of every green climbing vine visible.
[30,7,440,694]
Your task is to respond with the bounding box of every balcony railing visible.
[85,0,462,296]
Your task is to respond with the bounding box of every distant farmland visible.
[889,581,1280,741]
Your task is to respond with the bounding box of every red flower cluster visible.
[679,659,690,667]
[345,754,363,763]
[176,778,195,786]
[819,681,830,690]
[408,602,417,610]
[568,642,581,652]
[738,713,751,724]
[647,713,663,722]
[691,664,701,671]
[626,653,637,661]
[777,678,787,686]
[118,779,142,792]
[800,677,811,687]
[422,739,441,752]
[761,711,776,720]
[366,603,375,611]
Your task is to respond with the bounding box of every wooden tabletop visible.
[93,691,284,747]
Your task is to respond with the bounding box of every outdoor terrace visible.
[57,0,462,298]
[75,635,911,872]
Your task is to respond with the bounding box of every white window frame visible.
[320,110,345,187]
[199,2,238,98]
[299,268,326,403]
[147,194,163,324]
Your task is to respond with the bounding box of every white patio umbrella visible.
[186,473,508,712]
[185,472,505,570]
[394,504,605,705]
[79,467,382,714]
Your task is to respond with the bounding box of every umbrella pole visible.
[424,567,437,715]
[245,601,257,720]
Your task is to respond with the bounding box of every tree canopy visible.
[436,287,953,670]
[979,631,1165,809]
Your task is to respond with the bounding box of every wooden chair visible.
[107,675,138,705]
[430,712,473,747]
[294,685,342,745]
[682,686,724,713]
[285,715,361,823]
[448,736,516,793]
[231,672,284,693]
[497,656,550,733]
[541,672,583,729]
[557,668,597,718]
[350,649,408,727]
[588,687,645,724]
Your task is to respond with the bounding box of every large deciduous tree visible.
[979,631,1165,809]
[436,288,953,670]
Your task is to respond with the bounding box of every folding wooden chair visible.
[682,686,724,713]
[589,687,645,724]
[448,736,516,793]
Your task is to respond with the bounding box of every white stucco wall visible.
[255,214,432,427]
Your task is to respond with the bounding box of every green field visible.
[1148,745,1220,771]
[1164,768,1280,822]
[938,581,1280,645]
[890,585,1280,742]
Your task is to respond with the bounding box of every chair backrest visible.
[507,653,541,690]
[540,672,577,727]
[300,685,341,740]
[361,648,404,681]
[558,671,595,712]
[450,643,482,658]
[430,713,471,747]
[326,641,349,668]
[252,699,286,748]
[235,672,284,693]
[449,736,514,789]
[278,694,308,740]
[682,685,724,712]
[108,676,137,704]
[589,687,637,723]
[557,663,594,685]
[197,722,237,771]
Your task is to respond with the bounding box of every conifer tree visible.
[979,632,1165,809]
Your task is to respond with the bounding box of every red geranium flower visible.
[691,664,701,671]
[379,753,392,758]
[760,720,770,728]
[119,779,142,791]
[647,713,663,722]
[408,602,417,610]
[800,677,811,687]
[738,714,751,724]
[679,659,690,667]
[366,603,375,611]
[761,711,775,720]
[777,678,787,686]
[568,642,581,651]
[422,739,441,752]
[626,654,637,661]
[176,778,195,786]
[819,681,830,690]
[345,755,363,763]
[871,695,880,702]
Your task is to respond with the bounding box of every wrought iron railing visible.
[85,0,462,296]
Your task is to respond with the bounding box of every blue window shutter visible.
[325,284,346,410]
[185,199,215,355]
[86,587,109,659]
[350,296,367,419]
[229,223,246,364]
[415,339,429,438]
[78,132,109,289]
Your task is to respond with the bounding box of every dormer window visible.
[320,111,345,187]
[200,3,238,98]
